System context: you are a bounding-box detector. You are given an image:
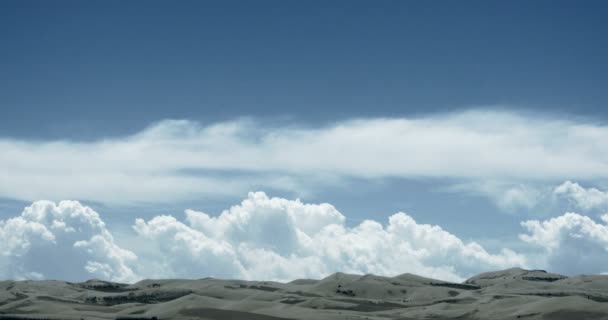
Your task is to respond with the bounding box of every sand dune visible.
[1,268,607,319]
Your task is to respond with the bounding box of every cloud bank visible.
[2,191,608,283]
[1,192,528,283]
[132,192,525,282]
[1,110,608,203]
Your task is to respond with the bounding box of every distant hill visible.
[1,268,607,319]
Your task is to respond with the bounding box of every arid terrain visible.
[1,268,607,320]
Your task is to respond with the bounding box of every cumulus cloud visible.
[132,192,525,282]
[5,192,608,283]
[520,213,608,275]
[554,181,608,211]
[0,201,137,282]
[1,193,527,282]
[1,110,608,203]
[132,214,246,279]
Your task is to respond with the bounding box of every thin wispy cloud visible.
[554,180,608,211]
[1,110,607,204]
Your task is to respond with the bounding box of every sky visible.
[1,0,608,283]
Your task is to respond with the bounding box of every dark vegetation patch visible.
[586,295,608,303]
[222,284,247,289]
[248,285,279,292]
[522,277,565,282]
[225,284,278,292]
[335,289,356,296]
[519,292,571,298]
[279,298,306,304]
[85,290,192,305]
[434,297,477,305]
[179,308,291,320]
[287,291,322,298]
[448,290,460,297]
[80,283,133,293]
[428,282,480,290]
[520,292,608,302]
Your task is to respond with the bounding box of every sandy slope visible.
[0,268,607,320]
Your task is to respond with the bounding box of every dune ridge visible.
[0,268,607,320]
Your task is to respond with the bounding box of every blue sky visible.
[1,1,608,282]
[2,0,608,140]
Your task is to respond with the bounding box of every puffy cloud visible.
[520,213,608,275]
[7,193,608,283]
[1,110,608,204]
[1,194,524,282]
[132,215,245,279]
[183,192,345,255]
[554,181,608,211]
[133,192,526,282]
[0,201,137,282]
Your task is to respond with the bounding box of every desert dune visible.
[0,268,607,320]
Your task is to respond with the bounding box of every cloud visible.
[443,180,608,214]
[0,200,137,282]
[5,192,608,282]
[1,110,608,203]
[1,193,526,283]
[443,181,546,212]
[520,213,608,275]
[132,192,525,282]
[554,181,608,211]
[131,214,246,279]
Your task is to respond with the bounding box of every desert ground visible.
[1,268,607,320]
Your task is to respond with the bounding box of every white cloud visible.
[443,180,608,214]
[132,214,246,279]
[1,110,608,204]
[0,200,137,282]
[183,191,345,255]
[554,181,608,211]
[520,212,608,275]
[5,192,608,283]
[132,192,526,282]
[0,194,527,282]
[443,181,546,212]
